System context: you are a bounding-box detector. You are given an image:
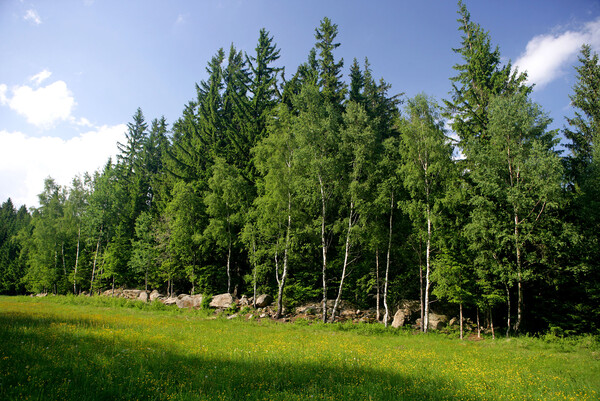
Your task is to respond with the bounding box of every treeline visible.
[1,2,599,335]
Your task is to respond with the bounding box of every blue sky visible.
[1,0,599,208]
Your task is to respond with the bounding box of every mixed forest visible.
[1,2,599,335]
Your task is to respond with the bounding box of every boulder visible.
[239,295,249,306]
[138,291,148,303]
[209,293,234,309]
[123,289,143,299]
[415,313,450,331]
[428,313,449,330]
[176,294,203,309]
[162,297,178,306]
[391,300,421,328]
[149,290,162,302]
[255,294,273,308]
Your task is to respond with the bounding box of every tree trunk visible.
[252,237,257,309]
[375,248,380,322]
[319,175,328,323]
[459,303,464,340]
[330,201,354,322]
[476,307,481,338]
[424,205,432,333]
[90,235,101,294]
[226,241,232,294]
[73,225,81,294]
[276,193,292,319]
[514,212,523,332]
[419,241,424,331]
[506,284,511,338]
[62,242,67,278]
[490,309,495,340]
[384,193,393,327]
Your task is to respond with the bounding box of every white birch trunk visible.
[330,201,354,322]
[73,225,81,294]
[319,175,328,323]
[424,204,431,333]
[384,193,394,327]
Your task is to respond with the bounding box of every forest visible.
[1,2,598,335]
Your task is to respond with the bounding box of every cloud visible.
[0,84,7,105]
[515,18,600,88]
[0,125,127,208]
[30,70,52,85]
[24,9,42,25]
[175,13,189,26]
[3,79,76,128]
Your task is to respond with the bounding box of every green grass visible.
[0,296,598,400]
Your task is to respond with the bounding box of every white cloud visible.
[515,18,600,88]
[24,9,42,25]
[0,84,7,105]
[30,70,52,86]
[0,125,127,208]
[4,80,76,128]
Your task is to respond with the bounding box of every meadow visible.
[0,296,598,401]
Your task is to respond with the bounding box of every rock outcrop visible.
[209,293,234,309]
[255,294,273,308]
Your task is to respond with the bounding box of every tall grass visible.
[0,296,598,400]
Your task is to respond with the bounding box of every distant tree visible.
[399,94,453,333]
[204,158,251,294]
[467,92,563,333]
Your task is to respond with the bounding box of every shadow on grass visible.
[0,309,480,401]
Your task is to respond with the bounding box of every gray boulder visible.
[149,290,162,302]
[138,291,148,303]
[255,294,273,308]
[209,293,234,308]
[176,294,203,309]
[391,300,421,328]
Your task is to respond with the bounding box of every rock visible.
[255,294,273,308]
[239,295,249,306]
[449,317,458,327]
[122,289,143,299]
[209,293,234,308]
[415,313,449,331]
[227,314,238,320]
[35,293,47,297]
[149,290,162,302]
[176,294,203,309]
[138,291,148,303]
[259,313,267,318]
[391,300,421,328]
[162,297,178,306]
[428,313,449,330]
[391,309,408,328]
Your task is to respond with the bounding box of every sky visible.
[1,0,599,209]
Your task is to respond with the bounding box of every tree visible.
[314,17,346,106]
[445,1,528,159]
[204,158,251,294]
[399,94,453,332]
[564,44,600,185]
[165,181,206,295]
[329,101,377,321]
[468,92,563,333]
[253,104,301,317]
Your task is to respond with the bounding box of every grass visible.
[0,296,598,400]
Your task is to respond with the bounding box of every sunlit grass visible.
[0,296,598,400]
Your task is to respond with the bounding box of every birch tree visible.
[399,94,453,333]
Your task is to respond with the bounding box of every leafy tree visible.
[204,158,251,294]
[253,104,302,317]
[468,92,563,333]
[399,94,453,332]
